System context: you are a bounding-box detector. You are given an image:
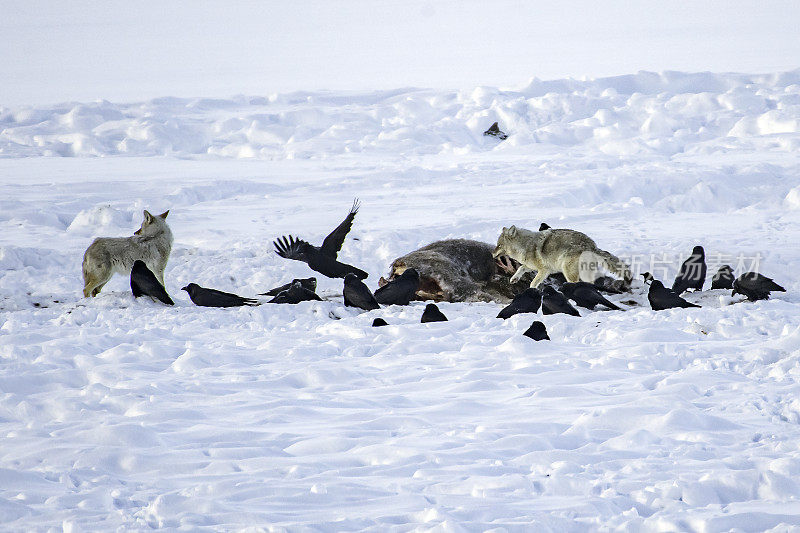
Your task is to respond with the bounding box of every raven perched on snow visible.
[561,282,621,311]
[267,280,323,304]
[131,260,174,305]
[541,285,581,316]
[496,288,541,319]
[421,303,448,323]
[182,283,259,307]
[343,273,380,311]
[523,321,550,341]
[273,199,368,279]
[374,268,420,306]
[732,272,786,301]
[672,245,706,294]
[710,265,734,290]
[260,277,317,296]
[648,279,700,311]
[483,122,508,140]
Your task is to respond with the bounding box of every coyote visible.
[493,226,632,289]
[82,210,173,297]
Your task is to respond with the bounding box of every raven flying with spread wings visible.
[273,199,368,279]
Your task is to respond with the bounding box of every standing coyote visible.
[493,226,632,289]
[82,210,173,297]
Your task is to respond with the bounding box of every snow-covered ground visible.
[3,66,800,530]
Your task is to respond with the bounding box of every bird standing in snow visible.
[648,279,700,310]
[182,283,259,307]
[497,288,541,319]
[523,321,550,341]
[710,265,735,290]
[672,245,706,294]
[343,273,380,311]
[541,285,581,316]
[560,282,621,311]
[131,260,174,305]
[732,273,786,301]
[421,303,448,323]
[374,268,420,305]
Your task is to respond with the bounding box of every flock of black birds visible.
[128,200,787,343]
[640,245,786,311]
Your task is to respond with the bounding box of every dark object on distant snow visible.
[372,318,389,327]
[273,199,367,279]
[711,265,735,290]
[497,288,541,319]
[647,279,700,311]
[483,122,508,140]
[421,303,448,323]
[374,268,420,305]
[641,272,654,284]
[182,282,258,307]
[732,272,786,301]
[343,273,380,311]
[561,282,620,310]
[539,223,551,231]
[267,280,323,304]
[131,260,174,305]
[541,285,581,316]
[672,245,706,294]
[523,321,550,341]
[260,277,317,296]
[385,239,529,303]
[593,275,626,294]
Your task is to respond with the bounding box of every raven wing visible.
[320,199,359,258]
[274,235,310,261]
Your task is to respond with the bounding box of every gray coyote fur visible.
[493,226,632,289]
[82,210,173,297]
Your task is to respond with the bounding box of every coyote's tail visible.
[582,249,632,287]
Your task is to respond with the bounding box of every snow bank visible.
[3,70,800,160]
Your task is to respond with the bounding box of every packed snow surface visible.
[2,70,800,531]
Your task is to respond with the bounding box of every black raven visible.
[648,279,700,310]
[710,265,734,290]
[273,199,368,279]
[374,268,420,305]
[732,273,786,301]
[541,285,581,316]
[539,222,551,231]
[483,122,508,140]
[421,303,448,323]
[267,280,323,304]
[260,277,317,296]
[593,275,627,294]
[497,288,541,319]
[672,245,706,294]
[131,260,174,305]
[561,282,621,311]
[523,321,550,341]
[343,273,380,311]
[182,283,259,307]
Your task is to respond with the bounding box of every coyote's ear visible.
[158,210,169,219]
[143,210,153,223]
[508,225,518,236]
